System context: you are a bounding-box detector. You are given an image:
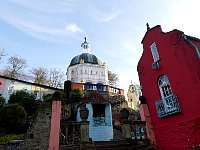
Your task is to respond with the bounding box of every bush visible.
[69,88,84,103]
[9,90,36,104]
[8,90,39,117]
[0,96,6,109]
[0,104,27,133]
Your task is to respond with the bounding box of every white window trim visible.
[150,42,160,62]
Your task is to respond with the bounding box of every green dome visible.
[69,53,102,66]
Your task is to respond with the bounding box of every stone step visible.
[81,140,154,150]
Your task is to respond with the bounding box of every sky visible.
[0,0,200,96]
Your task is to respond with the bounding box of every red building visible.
[137,25,200,149]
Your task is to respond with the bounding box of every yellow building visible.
[127,83,141,110]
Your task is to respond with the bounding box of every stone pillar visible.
[48,92,62,150]
[139,96,156,145]
[120,108,132,140]
[80,106,90,142]
[122,120,132,140]
[80,121,90,142]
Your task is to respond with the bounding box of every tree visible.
[0,95,6,109]
[30,67,48,85]
[108,70,119,86]
[69,88,84,103]
[1,55,27,79]
[29,67,65,88]
[8,90,37,116]
[0,104,27,133]
[48,68,65,88]
[0,50,7,62]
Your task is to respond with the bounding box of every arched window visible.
[158,75,173,98]
[155,75,181,117]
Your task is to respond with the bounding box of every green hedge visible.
[0,134,24,144]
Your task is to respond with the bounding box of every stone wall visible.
[21,111,51,150]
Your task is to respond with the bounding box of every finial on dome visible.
[146,23,150,31]
[81,37,90,53]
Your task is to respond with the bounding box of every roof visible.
[69,53,102,66]
[0,75,62,90]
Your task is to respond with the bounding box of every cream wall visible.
[67,63,109,85]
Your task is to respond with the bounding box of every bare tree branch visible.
[29,67,48,85]
[1,55,27,79]
[108,70,119,87]
[48,68,65,88]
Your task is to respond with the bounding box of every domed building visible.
[67,37,109,89]
[65,38,124,141]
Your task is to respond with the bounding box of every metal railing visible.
[155,94,181,118]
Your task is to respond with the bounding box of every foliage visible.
[60,90,68,105]
[43,93,53,108]
[9,90,36,104]
[108,70,119,86]
[0,134,24,144]
[8,90,38,117]
[0,96,6,108]
[69,88,84,103]
[0,104,27,133]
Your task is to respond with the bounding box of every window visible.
[84,82,93,90]
[96,83,104,91]
[150,42,160,62]
[158,75,172,98]
[155,75,181,117]
[8,86,14,95]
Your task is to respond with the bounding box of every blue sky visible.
[0,0,200,95]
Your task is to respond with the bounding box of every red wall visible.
[138,25,200,149]
[71,83,83,90]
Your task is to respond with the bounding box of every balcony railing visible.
[155,94,181,118]
[130,121,147,139]
[83,84,106,92]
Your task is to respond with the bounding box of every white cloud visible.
[101,9,121,22]
[88,2,121,22]
[9,0,75,13]
[65,23,84,34]
[0,1,84,42]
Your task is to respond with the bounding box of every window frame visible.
[150,42,160,63]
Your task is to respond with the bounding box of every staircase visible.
[82,140,155,150]
[60,127,156,150]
